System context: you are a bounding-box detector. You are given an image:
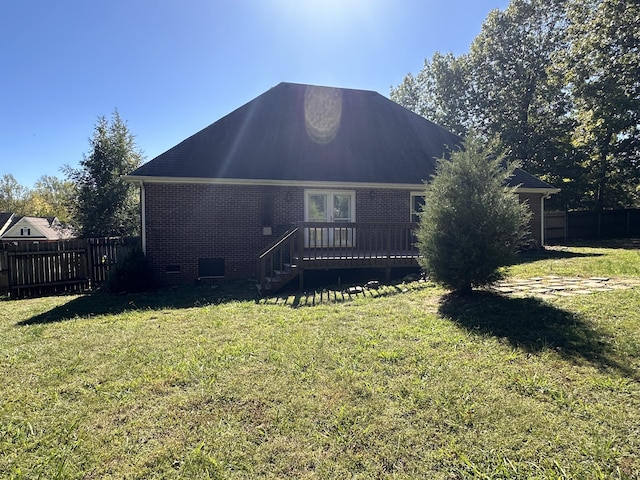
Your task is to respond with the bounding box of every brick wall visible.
[144,183,545,285]
[144,183,306,285]
[144,183,418,285]
[356,189,413,223]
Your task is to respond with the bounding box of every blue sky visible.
[1,0,509,188]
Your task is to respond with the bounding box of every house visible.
[126,82,559,291]
[0,214,74,242]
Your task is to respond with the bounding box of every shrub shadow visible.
[438,291,636,379]
[555,238,640,250]
[16,281,257,326]
[512,247,601,266]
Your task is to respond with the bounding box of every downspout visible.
[540,192,553,247]
[139,181,146,254]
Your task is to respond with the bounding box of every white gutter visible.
[540,190,560,246]
[140,181,146,254]
[541,194,547,246]
[125,175,562,195]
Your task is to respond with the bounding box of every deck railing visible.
[298,222,420,269]
[257,222,420,293]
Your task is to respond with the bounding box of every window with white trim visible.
[410,192,425,223]
[304,190,356,248]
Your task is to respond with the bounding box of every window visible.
[20,228,31,236]
[410,193,425,223]
[304,190,355,248]
[198,258,225,278]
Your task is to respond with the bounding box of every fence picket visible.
[0,237,140,298]
[545,209,640,243]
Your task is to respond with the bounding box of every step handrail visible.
[257,227,300,294]
[258,227,299,259]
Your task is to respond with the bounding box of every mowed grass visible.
[507,239,640,279]
[1,242,639,479]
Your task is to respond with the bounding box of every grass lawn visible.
[1,241,639,479]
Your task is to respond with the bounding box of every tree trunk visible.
[594,130,614,211]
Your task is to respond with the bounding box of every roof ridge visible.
[276,81,379,95]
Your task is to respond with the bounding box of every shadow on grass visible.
[439,291,636,379]
[16,281,257,326]
[17,274,425,325]
[553,238,640,250]
[512,247,601,266]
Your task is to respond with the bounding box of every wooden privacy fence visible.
[0,237,140,298]
[545,209,640,243]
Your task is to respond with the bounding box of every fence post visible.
[85,238,93,288]
[0,248,9,296]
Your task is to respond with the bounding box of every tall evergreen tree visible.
[416,137,531,294]
[65,111,144,237]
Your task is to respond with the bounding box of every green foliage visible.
[416,137,531,293]
[563,0,640,209]
[24,175,76,224]
[468,0,575,192]
[105,249,155,293]
[65,111,144,237]
[390,53,471,137]
[392,0,639,210]
[0,174,74,225]
[0,173,29,213]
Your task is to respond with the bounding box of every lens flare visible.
[304,85,342,144]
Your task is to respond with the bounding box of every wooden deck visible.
[257,222,421,294]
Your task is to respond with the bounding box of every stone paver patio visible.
[491,276,638,298]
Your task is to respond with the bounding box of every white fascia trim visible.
[125,176,562,195]
[124,175,426,190]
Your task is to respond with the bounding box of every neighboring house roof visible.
[0,215,74,241]
[0,212,15,237]
[128,82,556,191]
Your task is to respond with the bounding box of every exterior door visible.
[305,190,355,247]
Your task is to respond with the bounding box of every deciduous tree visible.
[0,174,28,213]
[22,175,75,223]
[563,0,640,209]
[391,53,471,137]
[468,0,573,183]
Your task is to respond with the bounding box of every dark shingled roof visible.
[129,82,555,190]
[0,212,14,235]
